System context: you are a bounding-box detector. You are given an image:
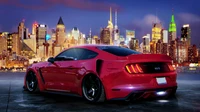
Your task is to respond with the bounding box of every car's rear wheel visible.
[26,71,39,93]
[82,75,105,102]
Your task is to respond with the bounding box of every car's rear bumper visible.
[109,86,177,101]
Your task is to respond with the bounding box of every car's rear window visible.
[97,46,141,56]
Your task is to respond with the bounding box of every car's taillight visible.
[167,63,175,71]
[125,64,143,74]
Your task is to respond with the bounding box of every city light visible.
[46,34,51,40]
[0,7,199,71]
[39,24,46,27]
[183,24,190,28]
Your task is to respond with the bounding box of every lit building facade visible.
[162,30,168,43]
[168,11,177,62]
[129,38,139,51]
[32,22,38,35]
[188,45,198,63]
[142,34,150,53]
[106,7,114,45]
[178,41,188,63]
[36,24,47,47]
[181,24,191,46]
[100,28,111,45]
[156,40,162,54]
[151,23,162,54]
[12,33,20,55]
[0,32,8,54]
[152,23,162,43]
[114,10,120,45]
[169,40,176,62]
[56,17,66,47]
[71,27,80,41]
[169,11,177,42]
[7,34,13,53]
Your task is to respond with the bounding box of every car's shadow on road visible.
[22,90,179,106]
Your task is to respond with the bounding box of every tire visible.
[82,75,105,103]
[26,71,40,93]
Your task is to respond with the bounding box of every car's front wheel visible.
[82,75,105,102]
[26,71,39,93]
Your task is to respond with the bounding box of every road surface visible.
[0,72,200,112]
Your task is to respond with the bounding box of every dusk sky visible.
[0,0,200,45]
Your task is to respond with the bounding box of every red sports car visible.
[24,45,177,102]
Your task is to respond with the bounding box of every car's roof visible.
[70,44,117,49]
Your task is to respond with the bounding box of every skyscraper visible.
[151,23,162,54]
[0,32,8,53]
[106,7,114,45]
[71,27,80,42]
[56,17,66,47]
[188,45,198,63]
[181,24,191,46]
[169,10,177,42]
[162,30,168,43]
[168,9,177,62]
[32,21,38,35]
[11,32,20,55]
[152,23,162,43]
[100,28,111,45]
[36,24,47,47]
[114,9,120,45]
[142,34,150,53]
[162,30,168,55]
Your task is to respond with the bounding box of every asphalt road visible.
[0,72,200,112]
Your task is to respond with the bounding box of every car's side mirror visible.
[48,57,55,63]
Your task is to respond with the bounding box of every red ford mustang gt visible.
[24,45,177,102]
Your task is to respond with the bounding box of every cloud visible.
[177,13,200,45]
[124,14,162,39]
[0,0,121,11]
[178,13,200,23]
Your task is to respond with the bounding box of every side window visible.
[55,48,76,61]
[80,49,98,60]
[55,48,98,61]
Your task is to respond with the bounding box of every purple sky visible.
[0,0,200,45]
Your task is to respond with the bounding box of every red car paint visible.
[24,45,177,100]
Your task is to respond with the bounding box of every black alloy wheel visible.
[82,75,105,102]
[26,71,39,93]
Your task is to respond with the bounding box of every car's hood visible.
[29,61,49,68]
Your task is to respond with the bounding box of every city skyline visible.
[0,0,200,45]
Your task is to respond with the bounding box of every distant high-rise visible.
[162,30,168,43]
[188,45,198,63]
[18,20,28,40]
[168,9,177,41]
[106,7,114,45]
[129,38,139,51]
[32,21,38,35]
[107,7,113,29]
[152,23,162,43]
[151,23,162,54]
[181,24,191,46]
[71,27,80,41]
[56,17,66,46]
[142,34,150,53]
[0,32,8,53]
[36,24,47,47]
[100,28,111,45]
[161,30,168,55]
[114,9,120,45]
[168,9,177,62]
